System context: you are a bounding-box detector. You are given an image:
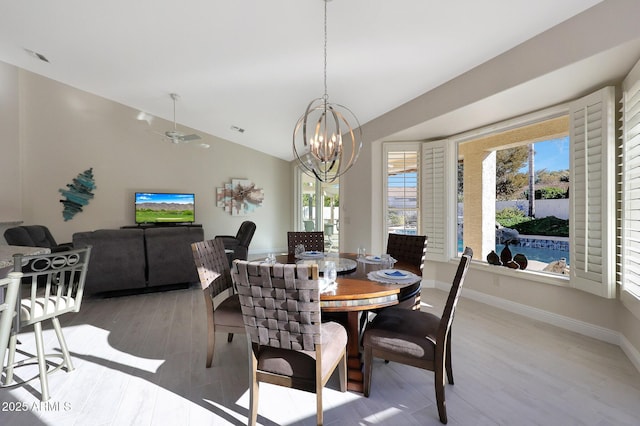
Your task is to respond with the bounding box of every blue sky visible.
[388,136,570,187]
[136,192,194,204]
[528,136,569,172]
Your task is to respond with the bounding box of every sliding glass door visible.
[296,169,339,252]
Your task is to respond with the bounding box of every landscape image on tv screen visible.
[135,192,195,223]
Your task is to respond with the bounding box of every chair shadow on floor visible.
[6,286,454,426]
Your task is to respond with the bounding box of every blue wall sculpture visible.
[59,168,96,221]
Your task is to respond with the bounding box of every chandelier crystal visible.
[293,0,362,183]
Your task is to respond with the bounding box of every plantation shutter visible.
[421,139,453,262]
[621,59,640,300]
[569,86,616,298]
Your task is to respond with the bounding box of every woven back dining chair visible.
[362,247,473,424]
[287,231,325,254]
[5,247,91,401]
[231,260,347,426]
[191,238,245,368]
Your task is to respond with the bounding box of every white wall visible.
[4,66,292,254]
[0,61,21,223]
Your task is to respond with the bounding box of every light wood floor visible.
[1,285,640,425]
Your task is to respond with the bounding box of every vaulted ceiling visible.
[2,0,638,161]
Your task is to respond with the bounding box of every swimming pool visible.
[457,240,570,265]
[495,244,570,265]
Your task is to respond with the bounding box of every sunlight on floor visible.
[15,324,165,374]
[420,301,434,309]
[363,406,404,423]
[230,382,362,425]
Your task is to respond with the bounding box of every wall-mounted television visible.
[135,192,195,224]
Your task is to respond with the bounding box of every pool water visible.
[457,240,570,265]
[495,244,570,265]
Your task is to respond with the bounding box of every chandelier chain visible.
[323,0,328,101]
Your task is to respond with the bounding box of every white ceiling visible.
[0,0,626,160]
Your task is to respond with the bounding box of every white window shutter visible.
[421,140,453,262]
[621,59,640,300]
[569,86,616,298]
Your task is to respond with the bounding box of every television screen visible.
[135,192,195,224]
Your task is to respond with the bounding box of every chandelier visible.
[293,0,362,183]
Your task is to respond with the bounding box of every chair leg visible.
[52,317,74,371]
[5,333,17,385]
[248,347,259,426]
[446,330,453,385]
[227,333,234,343]
[316,387,323,426]
[434,359,447,424]
[205,293,215,368]
[363,345,373,397]
[33,322,50,402]
[206,320,215,368]
[338,350,347,392]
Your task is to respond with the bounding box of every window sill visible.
[462,258,571,287]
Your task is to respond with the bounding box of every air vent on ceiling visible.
[24,48,49,63]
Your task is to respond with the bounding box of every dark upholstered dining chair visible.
[386,233,427,275]
[386,233,427,309]
[191,238,245,368]
[362,247,473,424]
[287,231,325,254]
[231,260,347,426]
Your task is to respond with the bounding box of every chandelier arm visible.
[314,113,324,159]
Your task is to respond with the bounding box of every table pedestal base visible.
[345,311,364,392]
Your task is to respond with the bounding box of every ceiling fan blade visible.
[165,130,183,139]
[142,94,204,147]
[181,134,201,142]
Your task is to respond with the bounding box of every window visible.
[445,87,616,297]
[384,145,419,236]
[457,116,571,273]
[486,138,570,273]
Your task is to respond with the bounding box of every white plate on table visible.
[365,255,382,262]
[376,269,414,280]
[297,251,324,259]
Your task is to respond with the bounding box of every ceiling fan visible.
[147,93,209,148]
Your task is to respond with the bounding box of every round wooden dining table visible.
[276,252,422,393]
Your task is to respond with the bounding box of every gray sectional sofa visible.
[73,226,204,295]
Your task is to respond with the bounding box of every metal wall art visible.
[216,179,264,216]
[59,168,96,221]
